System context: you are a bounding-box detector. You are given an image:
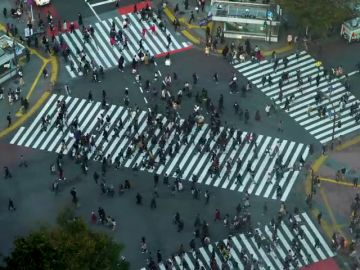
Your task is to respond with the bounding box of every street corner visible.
[0,51,58,139]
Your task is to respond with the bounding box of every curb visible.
[163,7,294,56]
[0,55,58,139]
[304,137,360,243]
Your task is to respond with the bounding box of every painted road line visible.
[10,126,25,144]
[91,0,115,7]
[17,94,58,146]
[302,212,335,257]
[234,52,360,144]
[86,0,101,21]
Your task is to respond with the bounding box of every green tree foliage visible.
[277,0,352,37]
[2,208,129,270]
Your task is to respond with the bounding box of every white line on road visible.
[144,97,148,104]
[90,0,115,7]
[85,1,101,21]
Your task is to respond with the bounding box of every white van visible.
[35,0,51,6]
[341,17,360,43]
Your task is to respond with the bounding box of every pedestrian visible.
[354,177,358,188]
[163,174,169,185]
[317,212,322,225]
[91,211,97,224]
[6,112,11,127]
[93,171,99,184]
[70,187,78,205]
[188,11,195,24]
[64,84,71,95]
[156,250,162,263]
[19,154,28,167]
[3,7,7,18]
[150,197,157,209]
[214,209,221,221]
[136,193,143,205]
[314,237,320,248]
[166,34,172,48]
[4,166,12,179]
[8,199,15,211]
[204,190,210,205]
[43,68,49,78]
[213,72,218,83]
[88,90,93,102]
[277,120,283,132]
[140,237,147,253]
[193,73,198,85]
[78,13,83,26]
[154,174,159,187]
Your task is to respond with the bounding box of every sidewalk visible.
[0,33,58,139]
[162,0,294,56]
[304,138,360,269]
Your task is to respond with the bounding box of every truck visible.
[341,17,360,43]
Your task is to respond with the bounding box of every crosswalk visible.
[10,94,308,201]
[140,212,335,270]
[60,13,192,78]
[233,51,360,144]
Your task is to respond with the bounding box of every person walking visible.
[214,209,221,221]
[19,154,28,167]
[88,90,93,102]
[64,84,71,95]
[8,199,15,211]
[156,250,162,263]
[6,112,11,127]
[136,193,143,205]
[353,177,358,188]
[166,34,172,48]
[317,212,322,225]
[150,197,157,209]
[70,187,78,206]
[78,13,83,26]
[188,11,195,24]
[204,190,210,205]
[4,166,12,179]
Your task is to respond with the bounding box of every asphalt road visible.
[1,0,360,268]
[0,143,284,269]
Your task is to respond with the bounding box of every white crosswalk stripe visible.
[11,94,308,201]
[141,212,335,270]
[60,14,192,78]
[233,51,360,144]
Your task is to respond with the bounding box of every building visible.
[0,34,26,84]
[210,0,281,42]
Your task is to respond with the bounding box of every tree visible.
[2,208,129,270]
[277,0,352,38]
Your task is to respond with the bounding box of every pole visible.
[331,110,336,150]
[310,168,314,199]
[268,19,272,44]
[30,4,34,22]
[13,38,17,66]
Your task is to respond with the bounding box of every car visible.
[35,0,51,6]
